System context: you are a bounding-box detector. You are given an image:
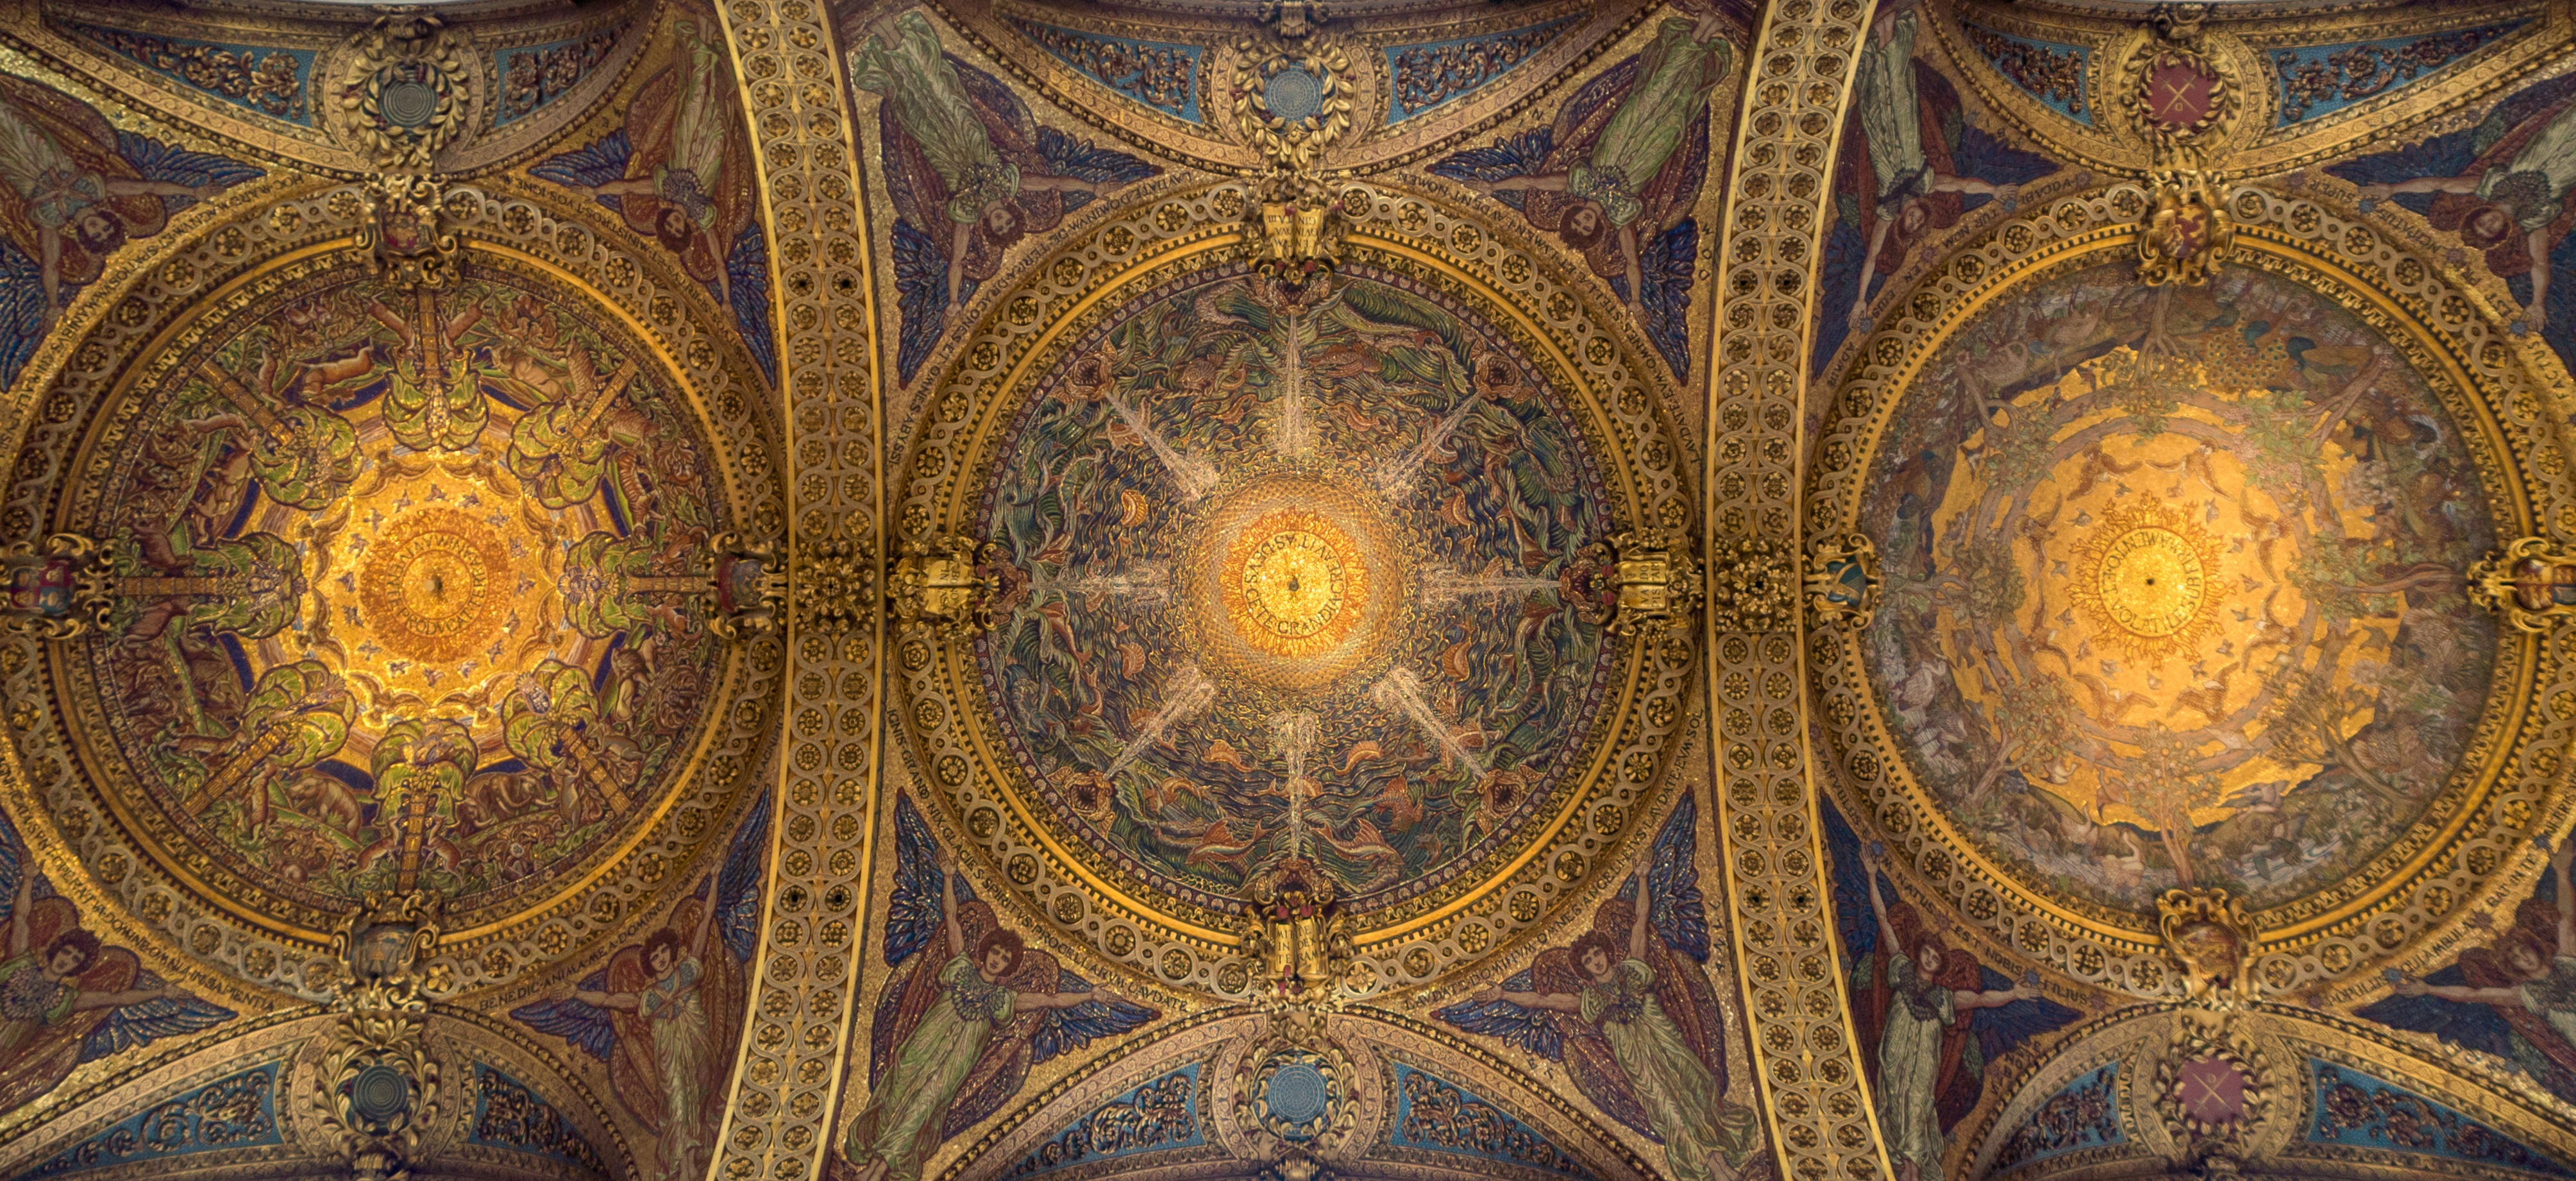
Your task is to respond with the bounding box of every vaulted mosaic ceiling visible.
[0,1,2572,1180]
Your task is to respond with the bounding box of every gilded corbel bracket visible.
[2157,887,2259,1005]
[2468,536,2576,633]
[705,532,787,640]
[356,175,462,290]
[888,533,997,640]
[1805,533,1881,629]
[1242,878,1354,1004]
[0,534,114,640]
[1570,528,1706,636]
[2136,169,2234,286]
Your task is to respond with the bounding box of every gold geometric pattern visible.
[1222,510,1363,654]
[354,506,514,663]
[2068,501,2225,663]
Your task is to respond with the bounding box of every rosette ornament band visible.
[703,0,885,1174]
[1705,0,1898,1177]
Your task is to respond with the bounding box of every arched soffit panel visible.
[940,1008,1672,1181]
[1957,1005,2576,1180]
[1930,0,2575,182]
[845,0,1663,176]
[0,1009,640,1181]
[0,172,786,1012]
[3,0,654,178]
[1805,169,2576,1159]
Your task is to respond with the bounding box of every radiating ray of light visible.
[1418,562,1558,606]
[1377,388,1481,501]
[1270,710,1320,857]
[1108,394,1222,502]
[1068,561,1173,606]
[1274,310,1315,457]
[1105,663,1216,779]
[1370,665,1485,777]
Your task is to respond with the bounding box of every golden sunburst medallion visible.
[1222,509,1368,658]
[2070,500,2227,663]
[357,504,516,663]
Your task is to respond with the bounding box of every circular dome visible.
[909,228,1694,944]
[970,262,1620,915]
[1851,259,2503,917]
[51,248,744,939]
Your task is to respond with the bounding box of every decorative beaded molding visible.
[703,0,884,1177]
[1701,1,1897,1179]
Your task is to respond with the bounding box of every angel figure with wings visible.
[0,73,220,324]
[2372,839,2576,1101]
[850,10,1156,382]
[1831,0,2051,343]
[512,795,764,1180]
[0,813,233,1119]
[1853,842,2062,1181]
[1429,8,1730,378]
[2353,74,2576,337]
[1438,795,1758,1181]
[1461,13,1730,310]
[839,795,1156,1181]
[582,15,756,303]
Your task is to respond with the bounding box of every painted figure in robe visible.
[833,795,1155,1181]
[1440,795,1760,1181]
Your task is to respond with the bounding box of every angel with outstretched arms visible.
[1471,847,1749,1181]
[850,11,1107,312]
[2389,840,2576,1057]
[512,803,762,1181]
[1859,843,2041,1181]
[1463,10,1731,310]
[0,835,233,1119]
[1442,795,1755,1181]
[569,883,722,1180]
[841,797,1156,1181]
[0,74,212,323]
[1839,0,2033,332]
[2354,80,2576,333]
